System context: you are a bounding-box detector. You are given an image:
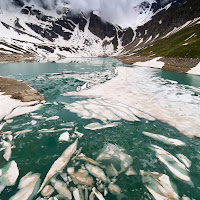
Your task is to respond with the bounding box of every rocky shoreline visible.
[116,55,200,74]
[0,77,44,102]
[0,77,44,121]
[0,53,200,75]
[0,53,36,63]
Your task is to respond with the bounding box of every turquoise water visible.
[0,58,200,200]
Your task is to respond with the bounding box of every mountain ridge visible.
[0,0,199,74]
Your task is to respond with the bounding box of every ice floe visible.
[64,98,152,123]
[41,185,54,197]
[151,145,191,182]
[10,172,40,200]
[84,122,120,130]
[73,188,81,200]
[108,183,122,198]
[4,103,43,120]
[140,171,179,200]
[63,67,200,138]
[67,167,94,186]
[92,187,105,200]
[59,131,70,142]
[46,116,60,121]
[39,128,71,133]
[143,131,186,146]
[77,154,99,166]
[38,139,78,192]
[14,129,32,138]
[0,161,19,187]
[177,154,191,169]
[96,143,133,174]
[74,127,84,138]
[51,179,72,199]
[85,163,108,183]
[2,140,12,161]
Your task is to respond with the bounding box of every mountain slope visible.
[0,2,135,59]
[0,0,199,74]
[0,0,182,59]
[117,0,200,73]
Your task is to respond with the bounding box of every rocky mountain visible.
[117,0,200,73]
[0,0,135,58]
[0,0,199,62]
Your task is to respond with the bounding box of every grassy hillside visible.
[136,23,200,58]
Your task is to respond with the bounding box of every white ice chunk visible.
[84,122,119,130]
[59,131,70,142]
[143,131,186,146]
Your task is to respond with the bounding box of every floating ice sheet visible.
[63,67,200,138]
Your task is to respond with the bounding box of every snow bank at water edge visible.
[0,93,44,121]
[133,57,165,69]
[187,62,200,76]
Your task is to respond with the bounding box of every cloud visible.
[0,0,156,27]
[69,0,155,27]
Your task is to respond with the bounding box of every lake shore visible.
[0,76,44,121]
[115,55,200,75]
[0,77,44,102]
[0,53,200,75]
[0,53,36,63]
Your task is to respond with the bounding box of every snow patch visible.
[144,36,152,44]
[187,62,200,76]
[134,57,165,69]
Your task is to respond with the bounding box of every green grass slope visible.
[137,23,200,58]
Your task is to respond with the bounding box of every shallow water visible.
[0,58,200,200]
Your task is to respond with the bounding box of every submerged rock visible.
[106,164,119,177]
[125,166,137,176]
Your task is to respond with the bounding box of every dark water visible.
[0,58,200,200]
